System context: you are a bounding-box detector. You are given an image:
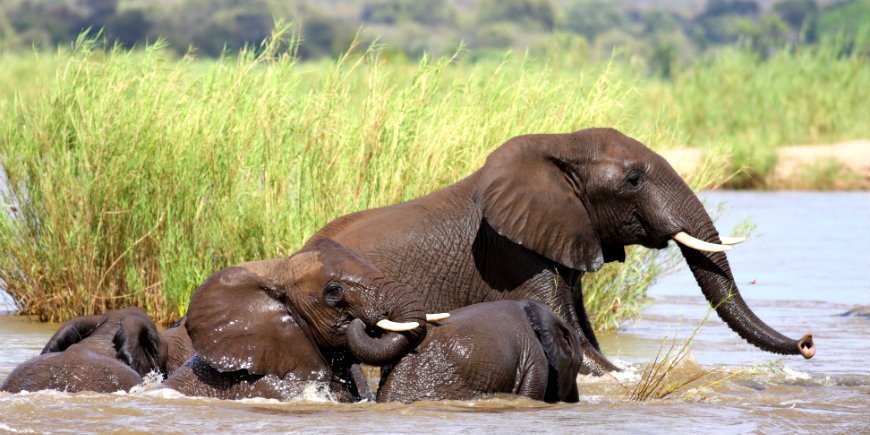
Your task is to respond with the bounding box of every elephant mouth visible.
[620,212,669,250]
[334,314,421,338]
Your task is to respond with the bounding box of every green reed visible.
[1,27,685,325]
[645,32,870,188]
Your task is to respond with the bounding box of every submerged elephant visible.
[377,300,583,403]
[1,307,167,393]
[160,317,194,376]
[310,128,814,374]
[162,238,427,401]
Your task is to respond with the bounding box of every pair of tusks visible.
[673,231,746,252]
[374,313,452,332]
[378,235,742,332]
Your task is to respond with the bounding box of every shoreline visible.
[660,140,870,190]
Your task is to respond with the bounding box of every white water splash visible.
[138,387,188,399]
[129,370,166,394]
[295,382,339,403]
[576,358,642,385]
[0,422,36,433]
[781,366,811,381]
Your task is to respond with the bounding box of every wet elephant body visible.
[1,307,167,393]
[377,300,582,403]
[160,317,194,376]
[313,128,815,372]
[161,239,425,402]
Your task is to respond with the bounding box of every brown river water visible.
[1,191,868,434]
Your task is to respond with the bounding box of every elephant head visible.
[184,238,428,382]
[42,306,169,377]
[473,128,814,359]
[1,307,168,393]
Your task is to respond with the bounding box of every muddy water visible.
[1,191,868,433]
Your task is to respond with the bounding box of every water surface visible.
[1,191,868,433]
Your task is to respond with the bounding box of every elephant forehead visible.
[299,239,380,278]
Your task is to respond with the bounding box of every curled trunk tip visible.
[798,334,815,359]
[346,318,420,366]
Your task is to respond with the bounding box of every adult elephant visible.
[377,300,583,403]
[311,128,815,374]
[162,238,427,401]
[1,307,167,393]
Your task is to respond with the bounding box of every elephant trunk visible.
[677,197,814,358]
[347,282,426,366]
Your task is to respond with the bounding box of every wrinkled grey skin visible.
[1,307,167,393]
[160,317,194,376]
[162,239,425,402]
[377,300,583,403]
[313,128,815,374]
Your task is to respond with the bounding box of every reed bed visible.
[0,28,678,324]
[3,25,861,325]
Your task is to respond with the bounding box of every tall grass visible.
[0,28,683,324]
[5,25,854,325]
[646,34,870,187]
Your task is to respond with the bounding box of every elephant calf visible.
[1,307,168,393]
[160,317,194,375]
[162,238,427,402]
[377,300,583,403]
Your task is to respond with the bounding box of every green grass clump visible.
[645,34,870,188]
[0,28,683,325]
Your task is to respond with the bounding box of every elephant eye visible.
[624,171,643,189]
[323,281,345,307]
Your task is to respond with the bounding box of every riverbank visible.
[661,140,870,190]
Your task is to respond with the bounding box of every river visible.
[0,191,868,433]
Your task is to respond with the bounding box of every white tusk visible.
[426,313,450,322]
[720,236,746,245]
[673,231,732,252]
[375,319,419,332]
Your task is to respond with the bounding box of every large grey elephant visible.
[310,128,815,374]
[1,307,167,393]
[162,238,427,401]
[377,300,583,403]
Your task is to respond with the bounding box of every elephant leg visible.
[577,335,619,375]
[515,359,549,401]
[560,276,619,374]
[350,364,375,402]
[573,280,601,352]
[325,350,367,401]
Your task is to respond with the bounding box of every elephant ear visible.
[41,314,106,354]
[473,134,605,272]
[185,266,321,377]
[112,308,169,377]
[524,301,582,402]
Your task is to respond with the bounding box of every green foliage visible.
[647,36,870,187]
[561,0,628,41]
[738,14,790,56]
[773,0,818,29]
[0,0,865,72]
[690,0,761,48]
[0,30,678,325]
[817,0,870,50]
[475,0,556,31]
[360,0,456,26]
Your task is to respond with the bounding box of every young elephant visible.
[160,317,194,376]
[1,307,167,393]
[377,300,583,403]
[162,239,427,402]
